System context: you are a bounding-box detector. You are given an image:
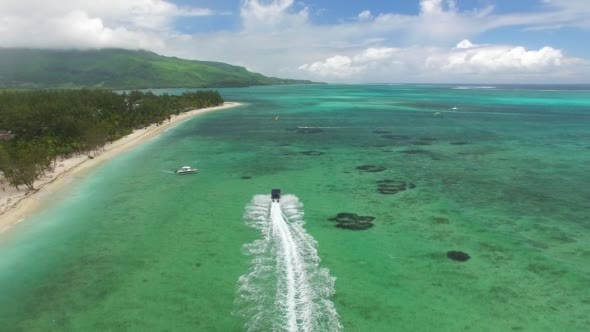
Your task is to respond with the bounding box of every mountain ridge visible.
[0,48,316,89]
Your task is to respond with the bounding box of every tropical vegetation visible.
[0,48,315,89]
[0,89,223,190]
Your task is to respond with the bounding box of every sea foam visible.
[235,194,342,332]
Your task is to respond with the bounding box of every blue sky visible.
[170,0,590,57]
[0,0,588,83]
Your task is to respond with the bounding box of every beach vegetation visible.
[0,89,223,190]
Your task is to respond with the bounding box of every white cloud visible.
[456,39,477,49]
[0,0,222,49]
[358,10,372,20]
[420,0,445,15]
[241,0,308,29]
[353,48,397,63]
[542,0,590,28]
[164,0,589,83]
[299,42,584,83]
[0,0,589,83]
[298,55,362,78]
[434,45,565,73]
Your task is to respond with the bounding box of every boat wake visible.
[452,86,496,90]
[297,126,353,129]
[235,194,342,332]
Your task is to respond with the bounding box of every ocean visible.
[1,84,589,331]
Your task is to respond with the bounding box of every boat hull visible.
[175,171,197,175]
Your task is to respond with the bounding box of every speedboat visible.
[175,166,198,174]
[271,188,281,202]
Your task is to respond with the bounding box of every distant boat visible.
[271,188,281,202]
[451,107,458,110]
[175,166,198,174]
[275,115,279,121]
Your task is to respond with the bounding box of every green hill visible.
[0,48,314,89]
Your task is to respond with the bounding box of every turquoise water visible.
[1,84,589,331]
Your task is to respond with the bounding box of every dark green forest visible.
[0,48,315,89]
[0,89,223,190]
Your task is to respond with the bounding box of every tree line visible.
[0,89,224,190]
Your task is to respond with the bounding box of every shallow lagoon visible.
[1,84,589,331]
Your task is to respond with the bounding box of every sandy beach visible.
[0,101,241,233]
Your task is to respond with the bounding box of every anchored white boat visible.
[175,166,198,174]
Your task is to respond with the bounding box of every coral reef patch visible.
[381,134,410,140]
[356,165,386,172]
[399,149,429,154]
[300,151,325,156]
[376,179,415,195]
[328,212,375,230]
[447,251,470,262]
[410,141,431,146]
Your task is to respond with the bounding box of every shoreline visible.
[0,102,241,233]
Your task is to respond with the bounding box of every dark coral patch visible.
[356,165,386,172]
[328,212,358,223]
[447,251,471,262]
[399,149,429,155]
[300,151,325,156]
[376,179,415,195]
[381,134,410,140]
[328,212,376,230]
[432,217,449,224]
[240,176,252,180]
[357,216,376,223]
[297,127,323,134]
[336,222,374,230]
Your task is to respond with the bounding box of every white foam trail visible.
[452,86,496,90]
[236,194,342,332]
[297,126,355,129]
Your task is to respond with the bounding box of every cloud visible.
[299,41,584,83]
[164,0,589,83]
[240,0,308,29]
[298,56,362,78]
[433,44,565,73]
[456,39,478,49]
[0,0,588,83]
[358,10,372,20]
[0,0,223,49]
[420,0,441,14]
[353,48,397,63]
[540,0,590,28]
[298,47,401,78]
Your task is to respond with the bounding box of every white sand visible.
[0,102,241,233]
